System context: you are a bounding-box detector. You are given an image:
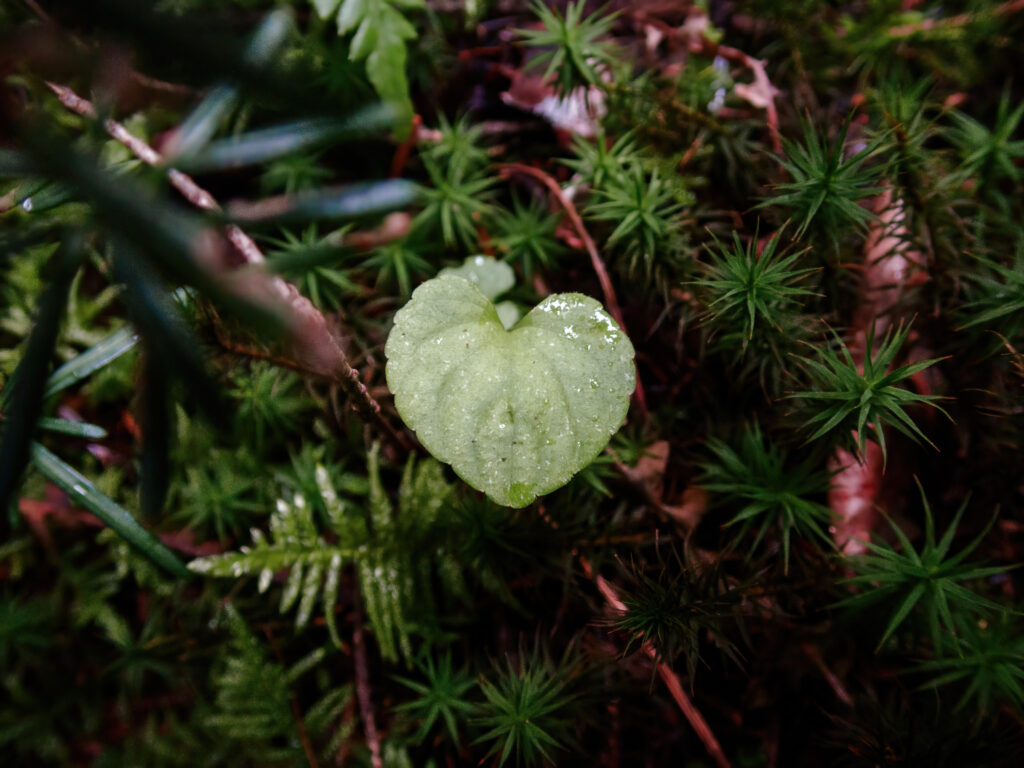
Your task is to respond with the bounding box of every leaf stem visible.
[577,555,732,768]
[499,162,647,416]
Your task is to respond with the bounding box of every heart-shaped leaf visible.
[385,275,635,507]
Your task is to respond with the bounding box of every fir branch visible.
[46,81,412,453]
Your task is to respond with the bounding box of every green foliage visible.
[30,442,189,578]
[260,151,333,195]
[209,606,350,763]
[838,482,1007,653]
[415,155,498,250]
[473,641,579,767]
[699,423,834,573]
[916,612,1024,715]
[171,452,265,541]
[316,0,425,136]
[563,130,645,192]
[210,611,294,751]
[819,688,1023,767]
[4,0,1024,762]
[870,78,942,192]
[614,551,744,680]
[362,238,432,299]
[192,445,458,661]
[519,1,618,94]
[228,362,315,453]
[947,89,1024,189]
[264,225,359,310]
[768,118,883,247]
[0,597,53,670]
[494,195,566,278]
[789,322,948,465]
[190,462,361,649]
[393,650,476,745]
[586,165,684,277]
[958,244,1024,345]
[424,113,491,178]
[693,227,816,350]
[385,275,635,507]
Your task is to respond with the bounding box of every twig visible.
[129,71,197,96]
[500,163,623,328]
[888,0,1024,38]
[692,38,782,154]
[263,625,322,768]
[677,137,703,171]
[46,81,412,453]
[499,162,648,415]
[389,113,421,178]
[578,556,732,768]
[23,0,52,23]
[352,590,383,768]
[803,642,854,708]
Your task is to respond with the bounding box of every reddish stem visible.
[390,113,422,178]
[499,162,648,416]
[578,556,732,768]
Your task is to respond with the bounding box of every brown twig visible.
[23,0,52,23]
[888,0,1024,38]
[499,162,648,415]
[389,113,421,178]
[689,38,782,154]
[352,590,383,768]
[577,556,732,768]
[48,82,269,267]
[500,163,623,327]
[46,81,413,453]
[263,625,322,768]
[803,642,854,708]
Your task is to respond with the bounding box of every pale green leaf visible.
[440,256,515,301]
[495,301,523,330]
[311,0,342,19]
[385,275,635,507]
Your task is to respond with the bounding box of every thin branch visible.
[23,0,52,23]
[888,0,1024,38]
[499,163,623,329]
[352,589,383,768]
[46,81,413,453]
[689,38,782,154]
[803,642,854,708]
[499,162,647,415]
[577,556,732,768]
[389,113,422,178]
